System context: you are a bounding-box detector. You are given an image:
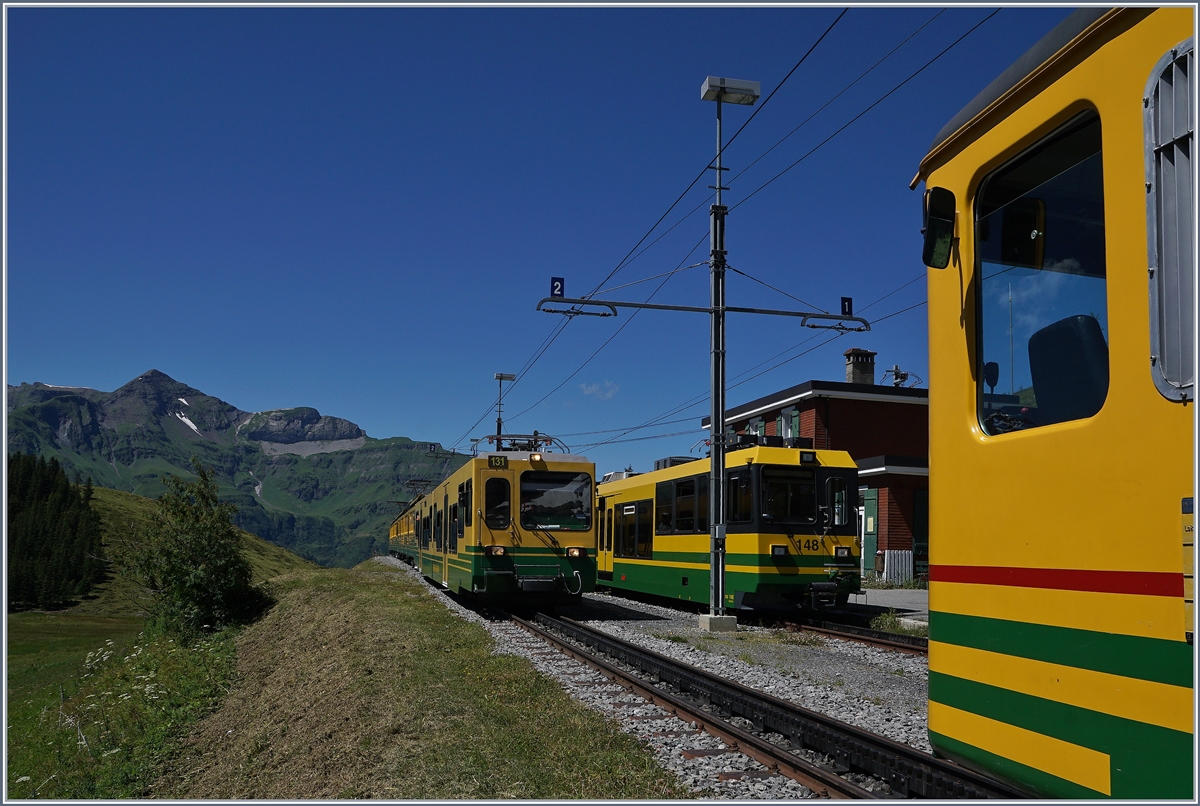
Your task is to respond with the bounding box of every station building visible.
[702,348,928,583]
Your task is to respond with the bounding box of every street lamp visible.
[701,76,759,632]
[495,373,516,443]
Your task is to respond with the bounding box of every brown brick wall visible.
[873,475,927,553]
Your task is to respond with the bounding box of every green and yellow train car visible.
[915,7,1194,798]
[389,446,597,600]
[596,442,860,611]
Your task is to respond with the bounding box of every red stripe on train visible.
[930,565,1184,597]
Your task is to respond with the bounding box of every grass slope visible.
[151,563,691,799]
[6,486,315,798]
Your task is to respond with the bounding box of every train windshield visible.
[760,466,817,525]
[519,471,592,531]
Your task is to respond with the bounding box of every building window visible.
[976,111,1107,435]
[1146,39,1194,402]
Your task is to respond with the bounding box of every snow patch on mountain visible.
[175,412,202,436]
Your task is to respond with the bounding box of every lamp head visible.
[701,76,761,105]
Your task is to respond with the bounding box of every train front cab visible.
[917,8,1194,799]
[403,452,598,601]
[596,446,861,611]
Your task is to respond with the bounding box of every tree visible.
[112,457,270,640]
[6,452,104,609]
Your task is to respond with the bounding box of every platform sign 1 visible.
[841,297,853,316]
[551,277,565,298]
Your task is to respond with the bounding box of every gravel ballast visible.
[375,557,929,799]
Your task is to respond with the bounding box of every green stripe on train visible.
[927,730,1103,799]
[930,672,1194,799]
[931,612,1193,687]
[616,550,852,570]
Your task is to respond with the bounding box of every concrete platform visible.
[844,588,928,628]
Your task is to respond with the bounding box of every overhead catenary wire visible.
[592,9,945,293]
[731,8,1002,213]
[457,8,977,450]
[448,11,850,451]
[575,282,929,452]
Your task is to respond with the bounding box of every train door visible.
[597,499,614,578]
[441,492,451,586]
[480,460,515,549]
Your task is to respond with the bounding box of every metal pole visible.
[709,95,728,617]
[496,377,504,443]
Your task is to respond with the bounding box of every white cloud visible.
[581,380,618,400]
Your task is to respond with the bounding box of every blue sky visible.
[5,4,1076,477]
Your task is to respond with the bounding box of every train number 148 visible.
[802,538,822,552]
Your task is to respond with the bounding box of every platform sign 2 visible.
[551,277,565,298]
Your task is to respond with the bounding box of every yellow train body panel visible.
[596,445,861,611]
[388,451,597,599]
[917,8,1194,798]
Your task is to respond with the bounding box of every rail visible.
[522,613,1025,799]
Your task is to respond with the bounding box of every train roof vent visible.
[654,456,700,471]
[600,470,641,483]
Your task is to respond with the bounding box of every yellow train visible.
[596,439,861,611]
[916,7,1194,798]
[390,435,597,601]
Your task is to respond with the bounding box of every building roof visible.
[700,380,927,429]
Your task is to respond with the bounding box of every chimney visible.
[844,348,877,385]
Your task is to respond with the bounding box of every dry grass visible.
[151,563,690,799]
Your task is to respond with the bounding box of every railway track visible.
[790,620,928,655]
[514,612,1024,800]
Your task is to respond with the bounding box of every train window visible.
[825,477,850,527]
[727,471,753,523]
[976,111,1108,435]
[433,506,443,551]
[459,481,473,527]
[519,471,592,531]
[484,478,510,529]
[655,482,674,533]
[1145,40,1194,402]
[449,503,459,553]
[697,475,709,532]
[422,513,431,549]
[675,478,696,532]
[636,500,653,558]
[614,500,653,558]
[605,506,613,552]
[761,467,817,525]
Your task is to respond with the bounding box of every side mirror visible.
[922,186,957,269]
[984,361,1000,393]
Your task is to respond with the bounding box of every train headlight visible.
[484,545,507,557]
[835,546,851,559]
[530,452,543,462]
[567,546,586,558]
[771,544,788,557]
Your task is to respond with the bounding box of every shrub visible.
[109,458,271,641]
